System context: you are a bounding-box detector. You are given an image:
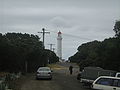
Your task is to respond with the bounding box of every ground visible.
[17,62,91,90]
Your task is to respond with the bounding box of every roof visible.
[98,76,120,79]
[38,67,50,69]
[58,31,62,34]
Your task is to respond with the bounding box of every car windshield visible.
[38,68,50,71]
[117,74,120,77]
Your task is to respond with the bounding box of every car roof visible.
[97,76,120,79]
[116,72,120,74]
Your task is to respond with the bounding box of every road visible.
[20,62,91,90]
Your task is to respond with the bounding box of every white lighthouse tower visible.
[57,31,62,61]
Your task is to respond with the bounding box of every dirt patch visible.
[47,64,67,70]
[13,75,28,90]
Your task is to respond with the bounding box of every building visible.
[57,31,62,60]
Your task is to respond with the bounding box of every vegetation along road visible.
[20,62,91,90]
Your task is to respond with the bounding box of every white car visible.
[116,73,120,78]
[92,76,120,90]
[36,67,52,80]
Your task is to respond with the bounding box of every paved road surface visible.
[20,62,91,90]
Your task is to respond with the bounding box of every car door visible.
[111,79,120,90]
[117,80,120,90]
[100,79,120,90]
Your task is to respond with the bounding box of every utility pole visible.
[38,28,50,48]
[52,48,55,52]
[48,44,55,51]
[25,60,27,73]
[47,44,55,64]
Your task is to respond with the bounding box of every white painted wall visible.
[57,31,62,60]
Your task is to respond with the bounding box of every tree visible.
[68,38,120,71]
[68,20,120,71]
[113,20,120,37]
[0,33,59,73]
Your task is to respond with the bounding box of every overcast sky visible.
[0,0,120,60]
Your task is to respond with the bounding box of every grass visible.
[47,64,67,70]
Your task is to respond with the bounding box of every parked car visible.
[77,72,81,80]
[36,67,52,80]
[116,72,120,78]
[92,76,120,90]
[78,67,118,85]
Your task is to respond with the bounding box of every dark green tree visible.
[68,20,120,71]
[113,20,120,37]
[0,33,59,73]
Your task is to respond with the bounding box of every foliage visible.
[69,37,120,71]
[69,21,120,72]
[113,20,120,37]
[0,33,59,73]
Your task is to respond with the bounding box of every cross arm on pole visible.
[38,28,50,48]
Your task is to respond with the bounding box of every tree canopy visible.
[114,20,120,37]
[0,33,59,73]
[69,20,120,71]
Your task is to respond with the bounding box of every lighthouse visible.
[57,31,62,61]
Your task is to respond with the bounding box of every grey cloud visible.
[2,0,120,9]
[0,0,120,59]
[49,16,72,28]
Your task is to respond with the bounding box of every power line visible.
[62,33,92,40]
[46,29,92,40]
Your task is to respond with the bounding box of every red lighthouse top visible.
[58,31,62,34]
